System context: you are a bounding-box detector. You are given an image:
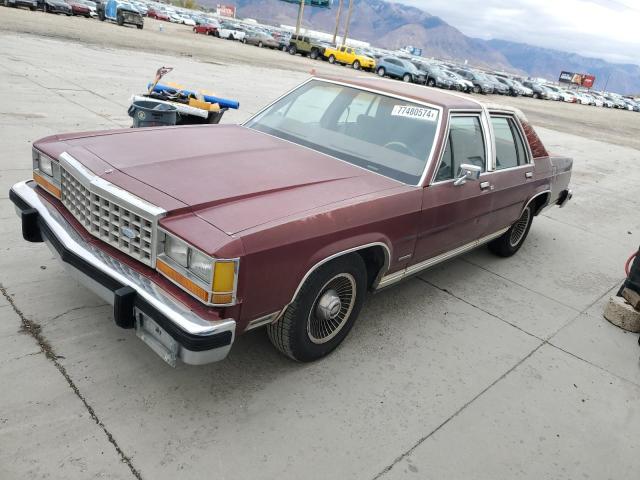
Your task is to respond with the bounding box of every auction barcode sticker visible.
[391,105,438,121]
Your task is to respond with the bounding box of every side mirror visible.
[454,164,482,186]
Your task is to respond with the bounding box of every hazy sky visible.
[401,0,640,65]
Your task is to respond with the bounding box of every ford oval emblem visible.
[121,226,138,240]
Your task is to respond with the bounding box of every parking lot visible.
[1,11,640,480]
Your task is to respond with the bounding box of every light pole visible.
[295,0,306,36]
[341,0,353,46]
[332,0,343,45]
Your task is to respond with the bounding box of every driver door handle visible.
[480,181,491,190]
[525,171,533,178]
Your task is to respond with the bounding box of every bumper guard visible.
[10,181,235,366]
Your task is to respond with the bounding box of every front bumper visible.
[10,181,235,366]
[121,11,143,25]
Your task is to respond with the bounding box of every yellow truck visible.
[323,45,376,71]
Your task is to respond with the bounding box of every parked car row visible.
[5,0,637,111]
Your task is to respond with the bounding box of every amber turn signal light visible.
[33,172,61,199]
[157,258,210,303]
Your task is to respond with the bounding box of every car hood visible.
[36,125,401,235]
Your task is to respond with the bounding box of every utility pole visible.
[332,0,343,45]
[602,72,611,93]
[295,0,306,36]
[341,0,353,47]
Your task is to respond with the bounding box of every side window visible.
[340,46,345,53]
[434,116,486,182]
[491,116,527,169]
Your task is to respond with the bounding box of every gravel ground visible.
[2,7,640,149]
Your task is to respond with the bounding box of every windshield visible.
[245,80,440,185]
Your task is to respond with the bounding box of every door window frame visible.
[486,111,533,171]
[429,110,491,185]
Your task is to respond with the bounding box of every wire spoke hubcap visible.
[308,273,356,344]
[509,208,531,247]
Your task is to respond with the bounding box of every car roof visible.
[312,75,528,120]
[314,74,482,111]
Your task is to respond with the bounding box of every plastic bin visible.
[128,100,177,128]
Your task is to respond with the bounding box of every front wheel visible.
[376,67,385,77]
[136,23,143,29]
[267,255,367,362]
[488,206,533,257]
[258,41,263,48]
[309,49,318,60]
[352,60,360,70]
[117,13,124,25]
[402,73,411,82]
[328,54,336,64]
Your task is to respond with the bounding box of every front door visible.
[412,114,493,266]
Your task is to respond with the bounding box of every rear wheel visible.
[473,85,481,94]
[288,44,297,55]
[488,206,533,257]
[136,23,143,29]
[427,78,436,87]
[117,13,124,25]
[258,41,263,48]
[267,255,367,362]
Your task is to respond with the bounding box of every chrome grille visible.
[60,168,154,265]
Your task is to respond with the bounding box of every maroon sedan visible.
[193,23,219,36]
[10,76,572,366]
[67,0,90,16]
[147,8,169,21]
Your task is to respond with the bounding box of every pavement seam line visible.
[371,342,545,480]
[0,283,143,480]
[546,340,640,388]
[419,277,543,341]
[372,277,630,478]
[461,256,582,311]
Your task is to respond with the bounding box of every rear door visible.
[413,113,494,265]
[478,112,535,236]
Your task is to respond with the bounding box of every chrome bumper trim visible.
[11,180,236,366]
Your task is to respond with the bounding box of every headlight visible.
[159,231,239,306]
[189,249,212,283]
[164,235,189,267]
[39,155,54,177]
[32,149,61,198]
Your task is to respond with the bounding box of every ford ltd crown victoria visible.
[10,76,573,366]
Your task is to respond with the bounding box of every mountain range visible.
[201,0,640,94]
